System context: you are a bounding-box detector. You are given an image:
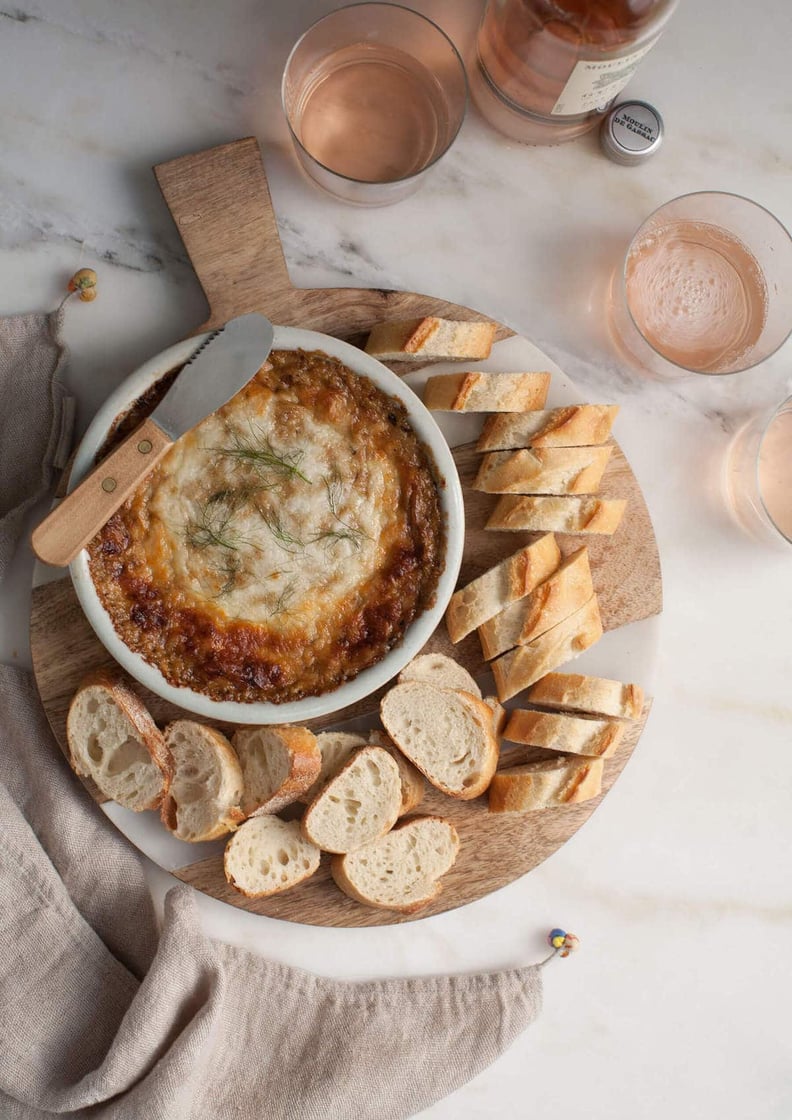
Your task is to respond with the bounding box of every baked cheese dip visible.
[88,349,445,703]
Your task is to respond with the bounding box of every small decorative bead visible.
[548,928,580,957]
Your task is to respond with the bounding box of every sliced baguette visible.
[380,682,498,799]
[424,371,550,412]
[232,725,320,816]
[330,816,460,913]
[526,672,645,720]
[491,595,603,702]
[398,652,482,698]
[301,746,402,854]
[224,816,321,898]
[446,533,561,643]
[366,317,496,363]
[503,709,625,758]
[66,670,171,812]
[486,495,627,535]
[477,405,619,451]
[478,547,593,660]
[368,730,425,816]
[161,721,244,842]
[297,731,368,804]
[483,695,507,739]
[488,756,604,813]
[474,446,612,495]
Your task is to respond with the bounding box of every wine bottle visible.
[471,0,678,145]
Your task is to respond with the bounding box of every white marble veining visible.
[1,1,791,1117]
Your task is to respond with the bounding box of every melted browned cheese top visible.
[88,349,445,703]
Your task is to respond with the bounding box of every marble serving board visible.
[29,138,662,927]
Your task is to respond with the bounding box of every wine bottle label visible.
[551,41,657,116]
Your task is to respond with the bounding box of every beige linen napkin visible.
[0,311,543,1119]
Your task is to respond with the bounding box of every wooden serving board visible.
[30,138,662,927]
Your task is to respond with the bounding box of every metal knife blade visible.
[151,312,275,441]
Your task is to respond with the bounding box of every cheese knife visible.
[32,312,275,568]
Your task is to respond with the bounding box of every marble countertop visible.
[2,1,791,1117]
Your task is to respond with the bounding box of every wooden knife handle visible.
[31,417,172,568]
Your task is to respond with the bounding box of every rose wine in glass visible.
[625,220,768,374]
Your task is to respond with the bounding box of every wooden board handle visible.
[154,138,294,329]
[31,418,172,567]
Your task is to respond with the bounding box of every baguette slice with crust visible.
[232,725,321,816]
[424,371,550,412]
[446,533,561,643]
[380,682,498,799]
[398,652,482,698]
[297,731,368,804]
[301,746,402,854]
[368,730,425,816]
[366,317,496,363]
[503,708,625,758]
[491,595,603,702]
[225,816,320,898]
[483,696,507,739]
[331,816,460,913]
[161,721,244,842]
[474,446,612,495]
[489,756,603,813]
[526,673,645,720]
[478,547,593,660]
[66,670,171,811]
[486,495,627,535]
[477,405,619,451]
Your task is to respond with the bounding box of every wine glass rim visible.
[281,1,469,189]
[621,190,792,377]
[755,394,792,546]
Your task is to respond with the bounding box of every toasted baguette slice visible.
[366,317,496,363]
[424,371,550,412]
[486,495,627,535]
[368,730,425,816]
[474,446,612,495]
[224,817,320,898]
[232,725,320,816]
[398,652,482,698]
[477,405,619,451]
[446,534,561,643]
[301,746,402,854]
[478,547,593,660]
[483,696,507,739]
[161,722,244,842]
[491,595,603,702]
[380,682,498,799]
[297,731,368,804]
[66,670,171,812]
[489,756,603,813]
[330,816,460,913]
[526,673,645,720]
[503,709,625,758]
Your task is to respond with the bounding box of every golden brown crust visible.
[485,496,627,535]
[490,596,603,702]
[424,371,549,412]
[503,709,625,758]
[445,534,561,644]
[526,673,645,720]
[477,405,619,451]
[488,757,603,813]
[234,726,321,817]
[478,547,593,660]
[88,349,444,705]
[473,446,612,495]
[66,669,171,809]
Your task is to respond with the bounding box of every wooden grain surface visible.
[30,137,662,926]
